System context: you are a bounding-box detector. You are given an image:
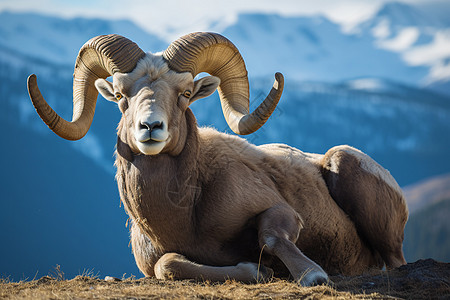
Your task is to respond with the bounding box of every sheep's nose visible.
[140,120,163,132]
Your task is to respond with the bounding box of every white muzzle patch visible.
[134,113,169,155]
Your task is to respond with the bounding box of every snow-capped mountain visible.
[220,2,450,92]
[221,13,428,86]
[2,2,449,89]
[367,2,445,28]
[358,2,450,88]
[0,11,167,66]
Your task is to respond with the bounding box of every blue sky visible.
[0,0,446,41]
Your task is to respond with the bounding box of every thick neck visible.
[115,109,200,249]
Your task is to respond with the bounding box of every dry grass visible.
[0,276,390,300]
[2,259,448,299]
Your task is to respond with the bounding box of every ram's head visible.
[28,33,284,156]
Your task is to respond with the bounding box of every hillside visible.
[403,173,450,214]
[402,174,450,262]
[404,197,450,263]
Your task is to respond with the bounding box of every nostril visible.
[140,121,163,132]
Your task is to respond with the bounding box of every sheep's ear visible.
[95,79,117,102]
[190,76,221,104]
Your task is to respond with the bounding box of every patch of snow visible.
[372,18,391,39]
[377,27,420,52]
[404,29,450,66]
[427,61,450,83]
[347,78,385,91]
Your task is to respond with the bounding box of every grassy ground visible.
[0,276,386,300]
[1,259,448,299]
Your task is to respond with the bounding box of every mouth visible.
[136,138,167,155]
[135,128,169,155]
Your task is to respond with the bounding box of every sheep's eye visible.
[115,93,123,100]
[183,90,192,98]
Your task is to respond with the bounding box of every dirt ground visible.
[1,259,448,299]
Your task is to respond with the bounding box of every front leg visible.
[131,219,272,282]
[154,253,273,283]
[257,203,329,286]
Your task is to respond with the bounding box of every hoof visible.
[298,269,329,287]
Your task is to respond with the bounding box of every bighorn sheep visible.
[27,32,408,286]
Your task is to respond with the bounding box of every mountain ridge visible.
[221,12,428,85]
[357,1,450,89]
[2,2,450,88]
[0,11,168,66]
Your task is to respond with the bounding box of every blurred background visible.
[1,0,449,281]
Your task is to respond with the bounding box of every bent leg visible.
[257,203,329,286]
[321,145,408,268]
[131,220,272,282]
[154,253,273,283]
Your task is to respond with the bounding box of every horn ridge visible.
[28,34,145,140]
[163,32,283,135]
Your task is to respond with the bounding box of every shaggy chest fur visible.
[116,154,198,250]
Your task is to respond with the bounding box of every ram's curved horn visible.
[28,34,146,140]
[163,32,284,135]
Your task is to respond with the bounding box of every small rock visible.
[105,276,121,282]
